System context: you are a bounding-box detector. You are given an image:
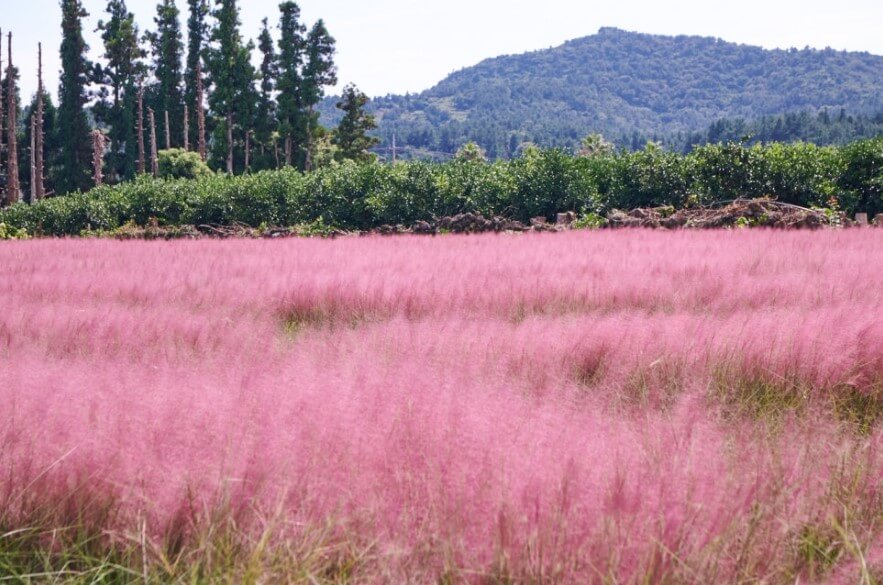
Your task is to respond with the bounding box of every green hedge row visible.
[2,139,881,235]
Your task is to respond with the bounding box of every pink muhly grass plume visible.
[0,229,881,581]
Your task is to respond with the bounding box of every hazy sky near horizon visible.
[6,0,883,103]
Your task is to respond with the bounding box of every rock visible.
[375,224,403,235]
[875,214,883,227]
[856,213,869,226]
[411,220,434,234]
[556,212,576,226]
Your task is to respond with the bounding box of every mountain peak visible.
[320,29,883,158]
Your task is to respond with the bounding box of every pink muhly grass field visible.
[1,230,882,582]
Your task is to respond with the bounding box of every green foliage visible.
[157,148,213,179]
[206,0,256,172]
[276,1,307,168]
[184,0,209,149]
[691,109,883,152]
[145,0,185,150]
[455,142,487,162]
[688,143,769,204]
[334,84,379,164]
[838,137,883,217]
[0,223,29,239]
[607,143,692,209]
[3,139,881,236]
[292,216,336,237]
[509,148,598,220]
[94,0,144,182]
[57,0,94,194]
[573,212,608,230]
[578,134,615,158]
[252,17,278,172]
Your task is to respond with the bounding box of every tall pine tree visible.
[146,0,184,150]
[95,0,144,182]
[184,0,209,151]
[276,1,305,168]
[301,20,336,171]
[253,17,277,171]
[334,84,378,163]
[206,0,255,173]
[3,33,21,204]
[57,0,93,194]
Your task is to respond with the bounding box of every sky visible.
[5,0,883,104]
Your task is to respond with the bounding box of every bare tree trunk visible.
[183,104,189,151]
[137,86,145,174]
[244,130,250,173]
[304,106,314,172]
[164,110,171,150]
[6,32,21,204]
[34,42,45,200]
[29,114,35,203]
[148,108,158,178]
[0,28,5,206]
[274,140,280,170]
[226,112,233,174]
[284,135,292,167]
[91,130,106,187]
[196,60,206,162]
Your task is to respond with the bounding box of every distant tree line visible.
[0,0,378,205]
[341,106,883,161]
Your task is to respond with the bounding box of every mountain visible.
[318,28,883,158]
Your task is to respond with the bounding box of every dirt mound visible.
[369,213,564,235]
[606,199,841,229]
[98,200,855,240]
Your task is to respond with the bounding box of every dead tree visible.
[244,130,250,173]
[183,103,189,151]
[0,28,4,206]
[226,112,233,174]
[34,42,45,200]
[29,114,35,202]
[148,107,158,178]
[196,60,206,161]
[91,130,106,186]
[164,110,171,150]
[137,86,145,174]
[6,32,20,204]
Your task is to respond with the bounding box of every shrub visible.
[2,139,882,236]
[0,222,28,239]
[838,137,883,216]
[157,148,213,180]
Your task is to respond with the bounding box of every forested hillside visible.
[317,28,883,158]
